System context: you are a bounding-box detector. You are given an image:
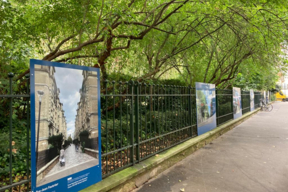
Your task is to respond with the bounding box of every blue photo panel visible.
[30,59,102,192]
[233,87,242,119]
[195,82,217,135]
[250,89,254,111]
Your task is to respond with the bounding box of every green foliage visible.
[2,0,287,88]
[0,132,29,176]
[81,142,85,153]
[79,131,92,149]
[270,94,276,101]
[48,133,64,152]
[67,135,73,143]
[79,130,90,137]
[63,140,71,149]
[101,109,191,153]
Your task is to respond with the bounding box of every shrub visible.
[63,140,71,149]
[79,130,91,149]
[79,130,89,137]
[270,94,276,101]
[48,133,63,153]
[0,132,29,177]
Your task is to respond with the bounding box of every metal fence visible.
[216,89,233,125]
[254,91,263,108]
[101,81,198,177]
[0,73,30,192]
[0,75,263,191]
[242,90,251,115]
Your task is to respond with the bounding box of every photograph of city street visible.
[34,65,99,187]
[196,83,216,131]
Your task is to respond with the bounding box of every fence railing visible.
[254,92,263,108]
[216,89,233,126]
[0,73,30,192]
[0,74,264,191]
[101,81,198,177]
[242,90,251,115]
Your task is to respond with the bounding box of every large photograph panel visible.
[250,89,254,111]
[31,60,101,192]
[196,82,217,135]
[233,87,242,119]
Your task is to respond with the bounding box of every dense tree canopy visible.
[1,0,288,90]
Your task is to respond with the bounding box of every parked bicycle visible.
[260,99,273,112]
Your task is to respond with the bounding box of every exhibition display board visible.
[30,59,102,192]
[195,82,217,135]
[233,87,242,119]
[250,89,254,111]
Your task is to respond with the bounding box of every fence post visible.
[129,80,135,165]
[25,73,30,184]
[112,81,116,170]
[104,80,109,173]
[134,81,140,163]
[188,86,192,137]
[248,91,251,111]
[8,72,14,192]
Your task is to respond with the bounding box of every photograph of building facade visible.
[74,70,99,150]
[34,65,100,187]
[35,65,67,165]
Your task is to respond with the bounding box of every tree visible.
[148,0,288,88]
[68,135,73,143]
[14,0,192,80]
[3,0,288,88]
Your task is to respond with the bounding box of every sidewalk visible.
[134,102,288,192]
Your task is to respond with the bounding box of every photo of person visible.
[34,65,99,187]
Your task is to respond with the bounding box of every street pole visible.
[36,90,44,171]
[36,100,41,171]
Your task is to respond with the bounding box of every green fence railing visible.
[0,73,30,192]
[254,91,263,109]
[242,90,251,115]
[101,81,198,177]
[0,74,264,191]
[216,89,233,125]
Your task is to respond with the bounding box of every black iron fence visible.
[0,73,30,192]
[0,74,264,191]
[216,89,233,125]
[242,90,251,115]
[101,81,197,177]
[254,91,263,108]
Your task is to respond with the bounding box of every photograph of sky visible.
[54,67,83,139]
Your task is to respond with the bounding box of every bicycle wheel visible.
[266,104,273,112]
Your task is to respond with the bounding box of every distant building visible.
[276,72,288,96]
[278,43,288,96]
[74,71,98,149]
[35,65,67,152]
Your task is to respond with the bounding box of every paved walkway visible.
[37,144,99,186]
[134,102,288,192]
